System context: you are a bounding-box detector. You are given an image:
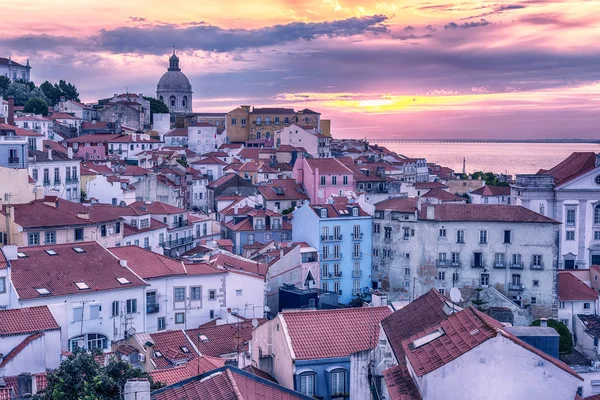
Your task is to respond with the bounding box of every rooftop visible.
[470,185,511,197]
[375,197,419,213]
[186,319,266,357]
[558,272,599,301]
[149,356,225,386]
[304,158,353,175]
[537,152,597,187]
[418,204,559,224]
[0,306,60,336]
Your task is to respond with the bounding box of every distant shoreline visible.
[368,139,600,144]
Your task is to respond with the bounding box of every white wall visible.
[224,272,266,319]
[0,330,61,376]
[87,175,135,205]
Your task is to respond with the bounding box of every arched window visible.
[159,95,164,103]
[170,96,176,107]
[183,96,188,108]
[256,132,262,140]
[265,132,271,139]
[595,205,600,224]
[297,372,316,396]
[68,333,108,352]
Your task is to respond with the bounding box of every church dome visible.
[157,70,192,92]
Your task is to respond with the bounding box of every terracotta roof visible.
[151,366,313,400]
[308,203,369,218]
[558,272,599,301]
[123,219,167,236]
[258,179,308,201]
[414,181,448,190]
[0,332,45,368]
[187,320,266,357]
[149,330,197,369]
[129,201,185,215]
[165,128,188,137]
[305,158,352,175]
[10,241,147,300]
[0,306,60,336]
[421,188,466,202]
[109,246,187,278]
[209,252,268,278]
[149,356,225,385]
[206,173,238,189]
[64,134,122,143]
[281,306,391,360]
[470,185,511,196]
[47,111,81,121]
[375,197,419,212]
[538,152,597,187]
[242,365,278,383]
[418,204,559,224]
[219,143,244,150]
[0,373,46,400]
[382,289,452,361]
[383,364,422,400]
[191,156,227,165]
[0,123,44,137]
[251,107,295,114]
[578,314,600,339]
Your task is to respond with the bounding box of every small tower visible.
[168,47,180,71]
[462,157,466,176]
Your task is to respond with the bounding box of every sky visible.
[1,0,599,139]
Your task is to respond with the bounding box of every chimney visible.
[17,373,33,399]
[123,379,150,400]
[540,317,548,327]
[67,147,73,159]
[2,244,18,261]
[47,149,52,161]
[426,206,435,220]
[7,96,14,126]
[120,259,128,267]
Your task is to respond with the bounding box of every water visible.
[373,142,600,176]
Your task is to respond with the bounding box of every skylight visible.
[199,334,209,342]
[17,252,27,258]
[73,247,85,253]
[180,346,190,353]
[75,282,90,290]
[116,277,130,285]
[35,288,50,295]
[410,328,445,350]
[45,249,58,256]
[154,351,163,358]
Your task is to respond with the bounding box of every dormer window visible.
[321,208,327,218]
[352,207,359,217]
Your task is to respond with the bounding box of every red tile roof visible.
[305,158,353,175]
[421,188,466,202]
[414,181,448,190]
[206,173,237,189]
[149,356,225,385]
[0,332,45,368]
[0,123,44,137]
[418,204,559,224]
[186,320,266,357]
[538,152,597,187]
[558,272,599,301]
[383,364,422,400]
[123,218,167,236]
[165,128,188,137]
[149,330,197,369]
[129,201,185,215]
[0,306,60,336]
[470,185,511,196]
[258,179,308,201]
[191,156,228,166]
[209,252,268,278]
[308,203,370,218]
[151,366,313,400]
[109,246,186,278]
[10,241,147,300]
[281,306,392,360]
[375,197,419,212]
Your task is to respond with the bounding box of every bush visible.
[532,319,573,354]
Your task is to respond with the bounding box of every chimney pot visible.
[48,148,52,160]
[540,317,548,327]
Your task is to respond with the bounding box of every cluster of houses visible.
[2,73,600,398]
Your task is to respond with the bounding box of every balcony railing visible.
[161,236,195,248]
[352,232,363,240]
[352,289,361,296]
[352,270,363,278]
[321,235,342,242]
[508,283,525,291]
[171,220,190,229]
[530,263,544,270]
[436,259,449,268]
[321,253,342,261]
[66,177,80,184]
[322,272,332,279]
[471,260,485,268]
[510,262,524,270]
[449,261,462,268]
[43,179,51,186]
[493,261,506,269]
[8,157,19,164]
[334,272,342,277]
[352,252,363,259]
[146,304,159,314]
[53,179,61,185]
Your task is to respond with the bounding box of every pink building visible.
[292,157,354,203]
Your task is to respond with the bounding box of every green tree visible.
[24,97,49,116]
[34,348,161,400]
[58,79,80,102]
[4,81,48,106]
[39,80,80,106]
[40,80,61,105]
[470,171,509,187]
[0,76,10,96]
[532,319,573,354]
[144,96,170,124]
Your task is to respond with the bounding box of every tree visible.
[0,76,10,96]
[470,171,509,187]
[40,80,61,105]
[58,79,80,102]
[4,81,49,106]
[144,96,170,124]
[532,319,573,354]
[39,80,80,106]
[24,97,49,116]
[33,348,161,400]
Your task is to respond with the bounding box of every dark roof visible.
[151,366,314,400]
[383,364,422,400]
[0,57,27,67]
[418,204,559,224]
[415,181,448,190]
[579,314,600,338]
[375,197,419,212]
[29,149,78,162]
[10,241,147,300]
[538,152,597,186]
[558,272,599,301]
[309,203,370,218]
[251,107,296,114]
[470,185,511,196]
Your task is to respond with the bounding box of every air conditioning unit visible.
[138,353,146,362]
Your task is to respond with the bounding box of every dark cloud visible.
[496,4,526,11]
[426,25,437,32]
[444,19,491,29]
[404,26,415,32]
[462,3,526,19]
[128,16,147,22]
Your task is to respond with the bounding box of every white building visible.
[0,57,31,81]
[275,124,330,158]
[86,175,137,206]
[107,133,163,163]
[557,271,599,334]
[14,115,55,142]
[28,148,81,202]
[188,123,224,155]
[372,199,559,324]
[512,152,600,269]
[2,242,148,353]
[470,185,511,204]
[164,128,188,148]
[57,99,95,121]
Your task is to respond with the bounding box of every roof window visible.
[17,252,27,258]
[116,277,130,285]
[35,288,51,295]
[75,282,90,290]
[410,327,445,350]
[45,249,58,256]
[199,334,209,342]
[180,346,190,353]
[73,247,85,253]
[154,351,163,358]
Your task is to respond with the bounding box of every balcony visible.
[493,261,506,269]
[53,179,61,185]
[321,253,342,261]
[352,252,363,260]
[352,289,362,296]
[530,263,544,270]
[8,157,20,164]
[334,272,342,278]
[510,262,524,270]
[321,235,342,242]
[471,260,485,269]
[171,220,190,229]
[146,304,159,314]
[66,177,79,184]
[352,270,363,278]
[43,179,51,186]
[436,259,449,268]
[449,261,462,268]
[508,283,525,291]
[322,272,333,279]
[352,232,363,240]
[161,236,195,248]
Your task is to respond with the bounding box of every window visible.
[174,287,185,302]
[503,230,512,244]
[32,169,38,181]
[43,168,49,184]
[451,252,460,265]
[210,310,215,319]
[332,176,337,185]
[353,279,360,295]
[241,118,246,126]
[566,209,576,226]
[334,281,340,294]
[352,207,359,216]
[333,245,340,259]
[170,96,176,107]
[158,317,166,331]
[320,176,326,186]
[533,280,539,287]
[343,175,348,185]
[595,231,600,241]
[322,264,329,277]
[373,224,380,234]
[479,230,488,244]
[456,230,465,243]
[322,281,329,292]
[236,289,243,296]
[231,118,237,125]
[331,370,345,396]
[87,334,108,350]
[90,304,101,319]
[385,227,392,239]
[532,255,543,266]
[126,299,137,314]
[480,273,489,286]
[404,267,411,276]
[116,222,121,234]
[452,272,459,283]
[334,263,341,276]
[100,225,107,237]
[191,286,201,300]
[45,231,56,244]
[437,271,446,280]
[559,301,566,309]
[595,205,600,225]
[175,313,185,324]
[0,277,5,293]
[439,228,446,238]
[353,243,361,258]
[112,301,119,316]
[209,289,216,300]
[566,231,575,241]
[531,297,537,305]
[28,232,39,246]
[73,307,83,322]
[65,166,70,182]
[320,209,327,218]
[299,373,315,396]
[584,303,591,310]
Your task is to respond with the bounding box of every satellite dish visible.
[449,287,462,303]
[127,327,137,336]
[264,305,271,313]
[77,339,85,348]
[251,318,259,328]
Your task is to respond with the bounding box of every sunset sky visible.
[2,0,599,139]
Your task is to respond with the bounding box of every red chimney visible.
[7,96,15,126]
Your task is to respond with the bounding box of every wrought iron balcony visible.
[493,261,506,269]
[471,260,485,269]
[352,270,363,278]
[352,252,363,260]
[321,234,342,242]
[530,263,544,270]
[146,304,159,314]
[351,232,363,240]
[510,262,524,270]
[508,283,525,291]
[8,157,19,164]
[436,259,449,268]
